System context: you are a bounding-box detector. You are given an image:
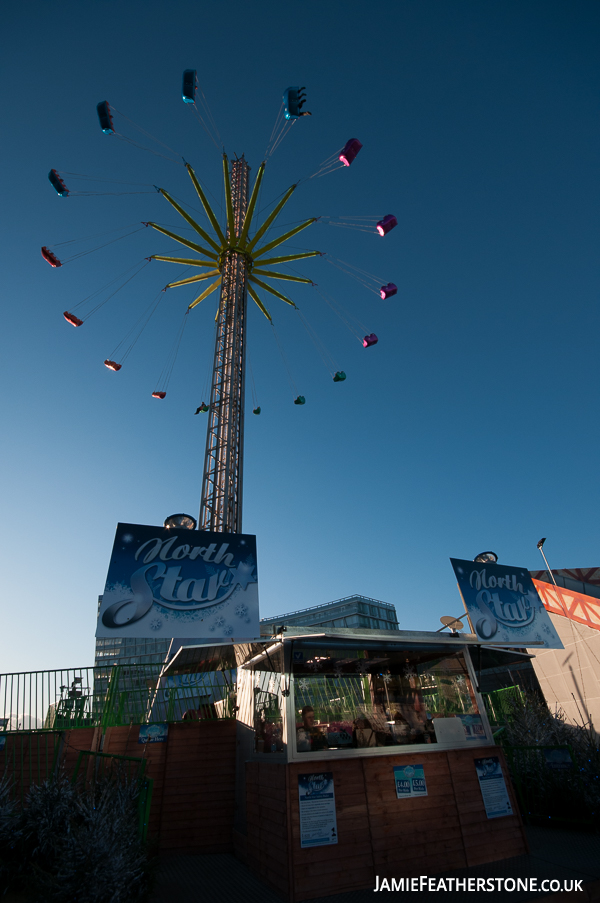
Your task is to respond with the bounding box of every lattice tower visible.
[199,157,250,532]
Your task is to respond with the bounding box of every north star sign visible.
[450,558,563,648]
[96,523,259,640]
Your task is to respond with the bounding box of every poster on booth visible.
[138,723,168,744]
[96,523,260,640]
[450,558,563,648]
[394,764,428,798]
[474,756,513,819]
[298,773,338,848]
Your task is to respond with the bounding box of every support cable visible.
[111,107,184,160]
[107,287,167,364]
[154,310,190,394]
[68,259,152,319]
[269,322,299,399]
[295,308,338,377]
[312,285,369,344]
[57,226,148,263]
[248,352,259,411]
[49,222,148,247]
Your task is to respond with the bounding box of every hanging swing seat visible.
[152,391,166,399]
[362,334,378,348]
[104,360,122,371]
[63,311,83,327]
[253,407,261,415]
[283,87,311,119]
[96,101,114,134]
[182,70,197,104]
[376,215,397,236]
[41,247,62,267]
[194,403,209,414]
[339,139,363,167]
[294,395,306,405]
[48,169,68,197]
[333,371,346,382]
[380,282,397,299]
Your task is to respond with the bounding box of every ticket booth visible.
[164,628,528,902]
[232,628,528,902]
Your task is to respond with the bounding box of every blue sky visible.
[2,1,600,673]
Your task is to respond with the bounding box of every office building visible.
[260,594,399,635]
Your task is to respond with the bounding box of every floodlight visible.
[164,513,197,530]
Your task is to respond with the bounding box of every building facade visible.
[530,574,600,730]
[260,594,399,635]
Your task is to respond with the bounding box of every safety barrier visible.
[0,664,236,732]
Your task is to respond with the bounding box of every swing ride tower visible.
[200,157,250,533]
[144,153,319,535]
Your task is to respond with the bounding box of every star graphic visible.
[229,560,256,591]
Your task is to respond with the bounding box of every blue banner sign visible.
[96,523,260,640]
[450,558,563,648]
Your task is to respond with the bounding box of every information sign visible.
[450,557,563,648]
[298,772,338,848]
[96,523,260,640]
[458,714,486,741]
[393,764,428,798]
[474,756,513,819]
[138,724,169,744]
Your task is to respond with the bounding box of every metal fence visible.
[482,685,524,726]
[502,744,593,829]
[0,664,237,732]
[71,750,153,841]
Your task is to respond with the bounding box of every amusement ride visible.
[43,74,399,532]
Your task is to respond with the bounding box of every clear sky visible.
[2,1,600,673]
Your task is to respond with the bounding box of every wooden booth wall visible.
[240,745,528,903]
[0,721,237,854]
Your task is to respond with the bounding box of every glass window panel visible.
[252,670,284,754]
[292,645,481,752]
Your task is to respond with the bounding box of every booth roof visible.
[162,627,535,675]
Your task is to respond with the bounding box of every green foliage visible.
[0,772,152,902]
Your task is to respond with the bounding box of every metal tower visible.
[148,155,318,534]
[199,157,250,533]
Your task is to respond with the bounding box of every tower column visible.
[199,157,250,533]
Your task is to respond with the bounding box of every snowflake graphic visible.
[214,616,225,628]
[355,660,368,675]
[307,659,321,672]
[333,665,343,680]
[149,619,163,631]
[234,604,248,618]
[381,671,392,684]
[222,624,233,636]
[403,665,417,679]
[298,678,310,692]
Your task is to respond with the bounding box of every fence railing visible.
[482,685,524,725]
[0,664,237,732]
[502,744,594,829]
